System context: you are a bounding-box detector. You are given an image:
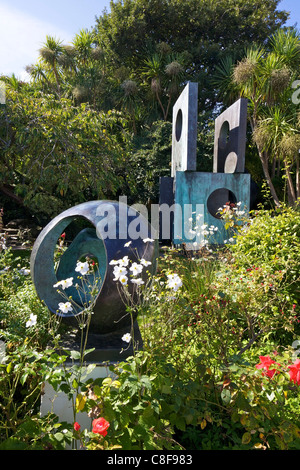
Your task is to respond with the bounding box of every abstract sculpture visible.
[30,200,157,360]
[159,82,251,248]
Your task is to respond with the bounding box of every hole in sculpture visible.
[219,120,230,149]
[54,217,106,313]
[175,108,183,142]
[207,188,237,219]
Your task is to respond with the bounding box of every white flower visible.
[118,275,128,286]
[166,273,182,291]
[119,256,129,267]
[75,261,89,275]
[122,333,131,343]
[109,259,119,265]
[167,273,176,280]
[236,201,242,206]
[130,262,143,276]
[19,267,30,275]
[140,258,151,267]
[228,237,234,243]
[26,313,37,328]
[143,237,154,243]
[201,224,208,230]
[196,213,203,220]
[124,241,132,247]
[58,302,73,313]
[131,278,144,285]
[53,277,73,290]
[113,266,127,274]
[113,265,127,280]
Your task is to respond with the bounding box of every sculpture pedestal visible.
[59,320,143,363]
[40,324,142,433]
[40,363,115,431]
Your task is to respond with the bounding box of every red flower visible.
[92,417,110,436]
[74,422,81,431]
[60,232,66,239]
[255,355,281,378]
[288,359,300,385]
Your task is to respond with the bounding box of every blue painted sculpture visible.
[30,200,157,359]
[159,82,251,248]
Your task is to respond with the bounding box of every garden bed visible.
[0,205,299,450]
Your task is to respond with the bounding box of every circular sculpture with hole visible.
[30,200,157,338]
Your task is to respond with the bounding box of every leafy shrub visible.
[230,205,300,304]
[1,205,300,450]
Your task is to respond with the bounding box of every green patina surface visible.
[173,171,251,245]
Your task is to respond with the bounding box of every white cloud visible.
[0,3,73,79]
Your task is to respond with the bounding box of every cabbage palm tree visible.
[141,52,185,121]
[253,105,299,204]
[215,28,300,206]
[39,36,64,97]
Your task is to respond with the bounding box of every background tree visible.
[95,0,288,113]
[219,29,300,206]
[1,0,292,222]
[0,83,133,222]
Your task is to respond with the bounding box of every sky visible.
[0,0,299,81]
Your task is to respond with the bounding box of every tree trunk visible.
[285,164,296,205]
[0,184,24,206]
[271,155,276,179]
[259,150,281,206]
[296,152,300,201]
[250,117,281,206]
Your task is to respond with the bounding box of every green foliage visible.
[95,0,288,111]
[0,250,55,346]
[219,28,300,206]
[230,205,300,304]
[128,120,172,203]
[0,1,293,215]
[0,207,300,451]
[0,86,132,218]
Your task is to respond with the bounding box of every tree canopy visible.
[214,28,300,206]
[95,0,289,111]
[0,0,296,221]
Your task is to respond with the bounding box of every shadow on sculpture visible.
[30,200,158,362]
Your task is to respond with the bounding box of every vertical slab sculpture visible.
[213,98,248,174]
[159,82,198,243]
[171,82,198,177]
[160,82,251,248]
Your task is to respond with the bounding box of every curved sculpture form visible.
[30,200,157,336]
